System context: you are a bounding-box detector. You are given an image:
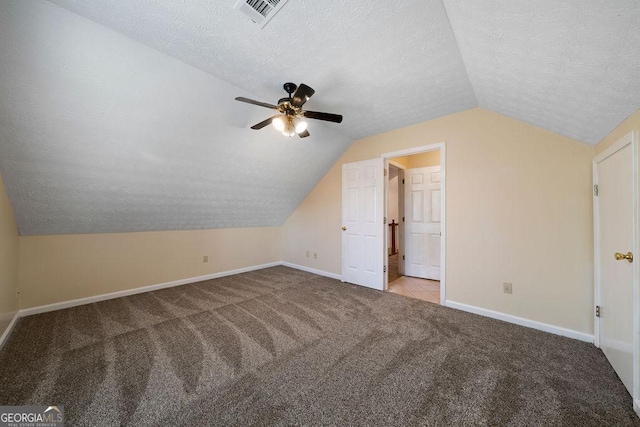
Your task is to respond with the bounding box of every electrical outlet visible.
[503,282,512,294]
[306,251,310,258]
[203,255,209,263]
[314,252,317,259]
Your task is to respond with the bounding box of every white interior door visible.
[404,166,441,280]
[595,134,636,397]
[342,158,384,290]
[398,169,405,276]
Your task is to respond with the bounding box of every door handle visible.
[342,226,347,231]
[615,252,634,263]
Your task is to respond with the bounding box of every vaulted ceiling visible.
[0,0,638,235]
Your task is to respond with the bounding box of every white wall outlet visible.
[314,252,317,259]
[306,251,310,258]
[503,282,512,294]
[203,255,209,263]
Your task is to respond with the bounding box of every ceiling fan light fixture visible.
[272,116,285,132]
[282,119,296,137]
[294,118,308,134]
[235,82,343,139]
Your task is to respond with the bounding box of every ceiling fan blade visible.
[251,115,279,130]
[235,97,278,110]
[298,129,310,138]
[291,84,315,108]
[303,110,343,123]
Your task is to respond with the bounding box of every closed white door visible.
[595,136,636,396]
[404,166,441,280]
[342,158,384,290]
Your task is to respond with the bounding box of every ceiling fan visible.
[235,83,343,138]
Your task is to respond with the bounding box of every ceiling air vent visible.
[235,0,289,28]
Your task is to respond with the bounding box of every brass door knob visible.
[342,226,347,231]
[615,252,634,263]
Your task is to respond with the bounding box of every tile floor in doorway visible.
[387,253,440,304]
[388,276,441,304]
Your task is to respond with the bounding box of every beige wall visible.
[282,107,595,334]
[390,156,409,168]
[19,227,281,308]
[0,174,19,335]
[404,150,441,168]
[595,110,640,154]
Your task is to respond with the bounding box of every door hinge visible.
[384,169,388,176]
[402,178,405,184]
[384,266,387,272]
[594,184,599,196]
[402,216,405,222]
[384,216,387,224]
[402,255,405,260]
[596,305,601,317]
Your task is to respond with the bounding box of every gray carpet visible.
[0,266,637,426]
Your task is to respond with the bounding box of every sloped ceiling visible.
[0,0,638,235]
[444,1,640,144]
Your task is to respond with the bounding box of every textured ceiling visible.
[47,0,478,141]
[0,0,353,235]
[444,0,640,144]
[0,0,639,235]
[46,0,640,144]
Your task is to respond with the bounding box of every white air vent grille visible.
[235,0,289,28]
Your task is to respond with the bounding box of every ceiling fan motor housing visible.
[283,82,297,96]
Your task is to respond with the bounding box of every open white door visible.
[594,131,638,401]
[398,169,405,276]
[342,158,385,290]
[404,166,441,280]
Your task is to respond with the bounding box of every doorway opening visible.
[383,144,445,305]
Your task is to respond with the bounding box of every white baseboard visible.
[20,262,281,317]
[0,311,20,350]
[634,399,640,417]
[444,300,594,344]
[280,262,342,281]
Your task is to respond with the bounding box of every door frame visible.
[593,130,639,411]
[381,142,446,305]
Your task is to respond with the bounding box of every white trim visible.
[592,130,639,403]
[0,311,20,350]
[281,262,342,280]
[634,399,640,417]
[381,145,444,159]
[439,145,447,304]
[20,262,281,317]
[381,142,446,304]
[445,300,594,343]
[593,157,601,347]
[594,132,635,163]
[632,132,639,407]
